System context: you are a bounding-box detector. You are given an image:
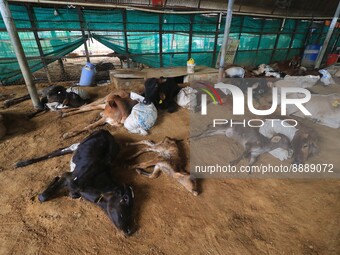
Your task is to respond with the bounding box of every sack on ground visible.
[176,87,198,111]
[124,93,157,135]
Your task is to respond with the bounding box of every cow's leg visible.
[15,143,79,168]
[4,94,30,108]
[126,147,155,160]
[61,103,105,117]
[63,117,106,139]
[126,140,155,147]
[229,146,250,166]
[130,158,159,169]
[136,163,162,179]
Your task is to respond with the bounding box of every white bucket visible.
[187,63,195,74]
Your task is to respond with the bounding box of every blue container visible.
[79,62,96,86]
[301,44,322,68]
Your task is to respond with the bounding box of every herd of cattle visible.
[1,64,340,236]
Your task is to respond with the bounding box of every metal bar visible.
[0,25,326,35]
[159,13,163,67]
[0,0,41,108]
[0,48,302,62]
[331,32,340,53]
[6,0,339,19]
[77,7,90,62]
[316,21,325,44]
[218,0,234,82]
[315,1,340,69]
[285,19,299,61]
[254,18,265,66]
[212,13,222,67]
[26,4,52,83]
[122,9,129,68]
[269,18,285,64]
[197,0,202,9]
[188,14,194,59]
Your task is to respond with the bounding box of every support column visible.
[26,4,52,83]
[315,1,340,69]
[218,0,235,82]
[77,7,90,62]
[159,13,163,67]
[0,0,41,108]
[123,9,130,68]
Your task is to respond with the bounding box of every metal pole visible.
[188,14,194,59]
[0,0,41,108]
[26,4,52,83]
[212,13,222,67]
[315,1,340,69]
[77,7,90,62]
[122,9,130,68]
[159,13,163,67]
[218,0,234,82]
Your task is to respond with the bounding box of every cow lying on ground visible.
[15,130,135,236]
[4,85,89,113]
[143,77,181,113]
[126,137,198,196]
[192,122,292,166]
[62,90,137,139]
[259,119,319,165]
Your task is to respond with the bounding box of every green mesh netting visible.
[0,4,339,84]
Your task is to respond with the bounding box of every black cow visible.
[28,85,88,118]
[143,77,181,113]
[16,130,135,236]
[46,85,86,108]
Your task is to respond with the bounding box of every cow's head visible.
[47,85,67,104]
[143,78,159,105]
[103,185,134,236]
[291,130,319,165]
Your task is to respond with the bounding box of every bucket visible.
[301,45,321,68]
[187,58,195,74]
[326,54,339,66]
[79,62,96,86]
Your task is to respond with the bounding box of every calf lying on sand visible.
[126,137,198,196]
[16,130,135,236]
[192,123,292,166]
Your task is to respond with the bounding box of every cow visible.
[15,130,135,236]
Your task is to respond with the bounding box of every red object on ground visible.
[152,0,163,6]
[327,54,339,66]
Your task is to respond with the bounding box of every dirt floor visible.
[0,77,339,255]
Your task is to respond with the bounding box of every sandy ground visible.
[0,79,339,255]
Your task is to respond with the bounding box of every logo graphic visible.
[200,83,312,116]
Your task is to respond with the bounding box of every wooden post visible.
[26,4,52,83]
[0,0,41,108]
